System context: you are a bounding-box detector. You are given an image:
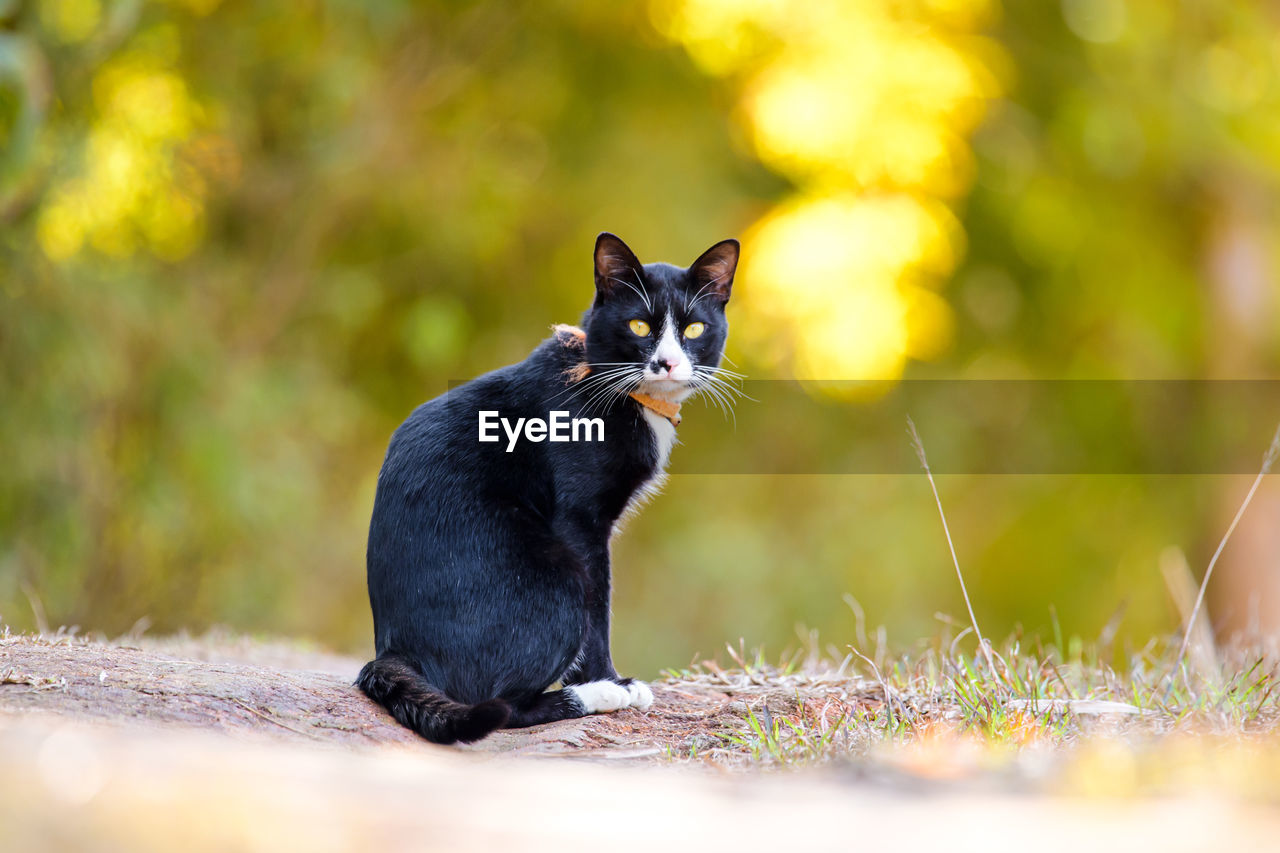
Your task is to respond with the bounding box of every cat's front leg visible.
[558,537,654,711]
[562,635,654,711]
[563,667,654,712]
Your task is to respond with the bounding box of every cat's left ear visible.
[594,232,645,300]
[689,238,739,304]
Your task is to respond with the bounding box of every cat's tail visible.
[355,653,510,745]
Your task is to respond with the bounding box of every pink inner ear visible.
[595,236,642,286]
[696,249,737,296]
[598,255,634,290]
[692,239,739,284]
[703,257,731,281]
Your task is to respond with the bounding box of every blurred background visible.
[2,0,1280,676]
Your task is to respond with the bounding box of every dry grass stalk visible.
[1160,546,1218,680]
[905,415,997,675]
[1174,422,1280,676]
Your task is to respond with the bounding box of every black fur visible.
[355,654,511,744]
[358,233,738,744]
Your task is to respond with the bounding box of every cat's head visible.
[583,232,739,401]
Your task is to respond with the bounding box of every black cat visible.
[356,233,740,744]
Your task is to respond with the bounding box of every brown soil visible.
[0,632,800,759]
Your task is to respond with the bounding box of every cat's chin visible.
[638,378,694,402]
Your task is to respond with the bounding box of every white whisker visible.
[693,363,753,415]
[686,269,731,311]
[692,380,736,427]
[686,363,751,429]
[580,369,643,417]
[630,270,653,312]
[545,366,637,406]
[703,364,747,380]
[608,273,652,312]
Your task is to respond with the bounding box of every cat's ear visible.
[689,238,739,304]
[594,232,644,299]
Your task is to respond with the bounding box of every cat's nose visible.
[650,356,681,374]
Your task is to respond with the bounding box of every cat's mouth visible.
[638,376,694,401]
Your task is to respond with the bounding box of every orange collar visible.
[628,392,682,428]
[553,323,683,427]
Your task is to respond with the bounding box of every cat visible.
[356,232,740,744]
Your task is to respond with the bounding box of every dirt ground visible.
[0,632,790,759]
[4,632,1280,852]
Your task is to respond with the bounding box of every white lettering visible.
[479,410,605,452]
[502,417,525,453]
[550,410,570,442]
[573,417,604,442]
[478,411,499,442]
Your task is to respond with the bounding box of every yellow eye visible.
[684,322,706,339]
[629,319,650,336]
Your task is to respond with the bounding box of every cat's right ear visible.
[594,233,644,300]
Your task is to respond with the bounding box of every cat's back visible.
[377,337,572,489]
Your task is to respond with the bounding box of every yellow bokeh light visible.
[903,285,955,361]
[655,0,1003,383]
[36,199,86,261]
[649,0,788,75]
[740,194,960,380]
[796,282,909,380]
[38,39,218,264]
[39,0,102,44]
[745,35,992,195]
[745,195,961,301]
[94,65,198,140]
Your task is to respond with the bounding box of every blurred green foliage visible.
[2,1,1279,675]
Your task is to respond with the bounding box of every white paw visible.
[568,681,631,714]
[625,680,654,711]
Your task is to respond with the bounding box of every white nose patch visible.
[645,313,693,382]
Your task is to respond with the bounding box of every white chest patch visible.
[641,407,677,470]
[617,407,677,529]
